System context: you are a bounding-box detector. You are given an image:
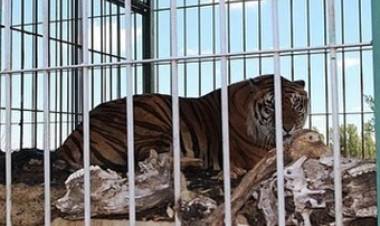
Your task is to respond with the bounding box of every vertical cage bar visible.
[142,0,154,93]
[81,0,92,225]
[20,0,25,150]
[327,0,343,225]
[70,0,74,133]
[219,0,232,225]
[227,1,230,84]
[52,1,58,148]
[212,0,216,90]
[55,0,59,149]
[2,0,12,224]
[340,0,347,157]
[70,0,73,132]
[358,0,365,158]
[323,0,330,150]
[76,1,83,125]
[198,0,201,96]
[32,0,38,148]
[109,3,113,99]
[154,0,159,93]
[133,13,137,93]
[117,6,121,98]
[371,0,380,223]
[125,0,136,225]
[290,0,294,81]
[42,0,51,225]
[183,0,187,96]
[306,0,312,129]
[170,0,181,225]
[91,0,95,107]
[271,0,285,225]
[258,0,262,75]
[59,0,64,146]
[68,0,72,135]
[100,1,105,103]
[242,0,247,79]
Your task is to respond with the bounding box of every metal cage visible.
[0,0,377,225]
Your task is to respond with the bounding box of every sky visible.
[0,0,375,150]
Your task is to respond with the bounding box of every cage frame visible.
[0,0,377,226]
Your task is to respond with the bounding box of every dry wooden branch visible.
[201,130,376,226]
[54,130,377,226]
[56,150,174,218]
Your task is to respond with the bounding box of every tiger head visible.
[247,75,308,149]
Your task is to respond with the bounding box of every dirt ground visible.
[0,154,70,226]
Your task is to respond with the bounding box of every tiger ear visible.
[248,78,259,90]
[294,80,305,87]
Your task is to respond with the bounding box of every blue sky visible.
[0,0,375,150]
[154,0,374,138]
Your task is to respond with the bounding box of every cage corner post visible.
[371,0,380,225]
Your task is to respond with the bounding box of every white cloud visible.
[201,0,263,10]
[90,20,142,55]
[230,1,261,10]
[337,57,360,69]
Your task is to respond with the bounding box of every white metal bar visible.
[0,42,371,75]
[42,0,51,225]
[271,0,285,225]
[219,0,232,225]
[170,0,181,225]
[81,0,91,225]
[124,0,136,225]
[327,0,343,225]
[2,0,12,225]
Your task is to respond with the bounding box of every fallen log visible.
[202,130,377,226]
[56,150,174,218]
[54,129,377,225]
[238,156,376,226]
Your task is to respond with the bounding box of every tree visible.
[328,123,376,159]
[364,95,375,133]
[332,124,362,157]
[324,96,376,159]
[363,122,376,158]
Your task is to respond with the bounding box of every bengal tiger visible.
[56,74,308,174]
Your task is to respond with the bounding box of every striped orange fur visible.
[57,74,308,172]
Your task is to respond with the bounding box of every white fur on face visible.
[246,91,308,149]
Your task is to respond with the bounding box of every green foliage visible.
[364,95,375,133]
[363,122,376,158]
[324,95,375,159]
[328,122,376,159]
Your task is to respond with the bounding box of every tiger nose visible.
[283,125,293,133]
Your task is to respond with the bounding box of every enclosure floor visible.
[52,218,173,226]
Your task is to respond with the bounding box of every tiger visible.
[56,74,308,174]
